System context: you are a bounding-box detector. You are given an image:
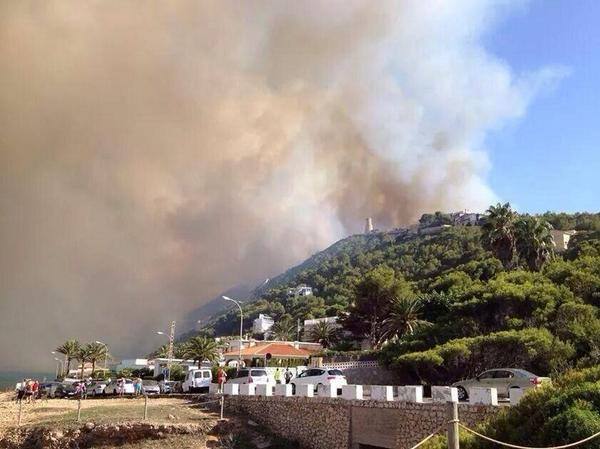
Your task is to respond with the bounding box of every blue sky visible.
[485,0,599,213]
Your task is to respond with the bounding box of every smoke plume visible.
[0,0,562,370]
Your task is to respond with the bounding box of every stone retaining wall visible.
[222,395,499,449]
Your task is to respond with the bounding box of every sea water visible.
[0,371,55,391]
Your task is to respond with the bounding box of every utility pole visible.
[296,318,300,342]
[447,401,459,449]
[167,320,176,381]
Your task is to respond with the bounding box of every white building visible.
[303,316,340,338]
[287,285,313,297]
[115,358,154,372]
[551,230,577,252]
[452,211,484,226]
[252,314,274,335]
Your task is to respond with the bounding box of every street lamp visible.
[222,295,244,369]
[156,321,176,381]
[53,357,64,380]
[95,341,109,371]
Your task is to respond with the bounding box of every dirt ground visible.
[0,392,219,429]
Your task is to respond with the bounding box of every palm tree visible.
[182,336,220,366]
[482,202,518,269]
[56,339,81,377]
[86,342,110,377]
[380,296,431,343]
[309,321,339,348]
[515,216,554,271]
[76,344,94,379]
[270,318,296,341]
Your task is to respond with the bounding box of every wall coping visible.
[211,394,498,412]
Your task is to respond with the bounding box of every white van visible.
[182,368,213,393]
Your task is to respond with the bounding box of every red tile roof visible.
[222,342,315,358]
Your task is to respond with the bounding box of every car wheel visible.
[457,386,468,401]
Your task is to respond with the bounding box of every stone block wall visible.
[222,396,499,449]
[225,396,350,449]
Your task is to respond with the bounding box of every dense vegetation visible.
[191,208,600,386]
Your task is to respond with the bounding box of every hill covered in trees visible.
[180,207,600,383]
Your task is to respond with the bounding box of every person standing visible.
[135,377,143,396]
[216,367,227,393]
[274,368,281,385]
[284,368,293,385]
[117,378,124,397]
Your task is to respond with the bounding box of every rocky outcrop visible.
[0,420,222,449]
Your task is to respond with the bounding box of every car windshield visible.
[236,370,249,378]
[328,370,343,376]
[250,370,267,377]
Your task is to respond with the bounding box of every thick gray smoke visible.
[0,0,563,370]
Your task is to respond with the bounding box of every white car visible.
[104,379,135,395]
[87,380,108,397]
[228,368,272,385]
[182,368,213,393]
[142,379,160,395]
[290,368,347,394]
[452,368,551,401]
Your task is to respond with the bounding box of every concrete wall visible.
[222,396,499,449]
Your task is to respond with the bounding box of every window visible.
[203,371,211,378]
[194,372,203,378]
[478,371,495,380]
[236,370,249,378]
[251,370,267,377]
[494,370,514,379]
[328,370,343,376]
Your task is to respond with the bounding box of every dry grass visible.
[0,393,218,430]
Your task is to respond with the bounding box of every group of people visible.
[274,367,294,385]
[15,379,40,403]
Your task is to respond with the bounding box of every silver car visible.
[87,380,108,397]
[452,368,551,401]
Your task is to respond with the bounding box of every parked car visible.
[290,368,347,394]
[104,379,135,395]
[161,380,180,394]
[142,379,160,395]
[452,368,551,401]
[87,380,108,397]
[228,369,272,385]
[182,368,213,393]
[39,382,63,398]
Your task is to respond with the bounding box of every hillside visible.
[195,224,496,337]
[177,210,600,377]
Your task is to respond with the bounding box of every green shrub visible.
[463,367,600,449]
[393,328,574,384]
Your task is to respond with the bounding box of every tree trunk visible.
[91,360,96,377]
[66,357,72,377]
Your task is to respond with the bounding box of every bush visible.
[392,328,574,384]
[463,367,600,449]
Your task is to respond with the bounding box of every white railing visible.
[322,360,379,370]
[220,384,504,406]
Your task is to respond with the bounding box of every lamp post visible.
[95,341,109,371]
[156,321,175,381]
[53,358,64,380]
[222,296,243,369]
